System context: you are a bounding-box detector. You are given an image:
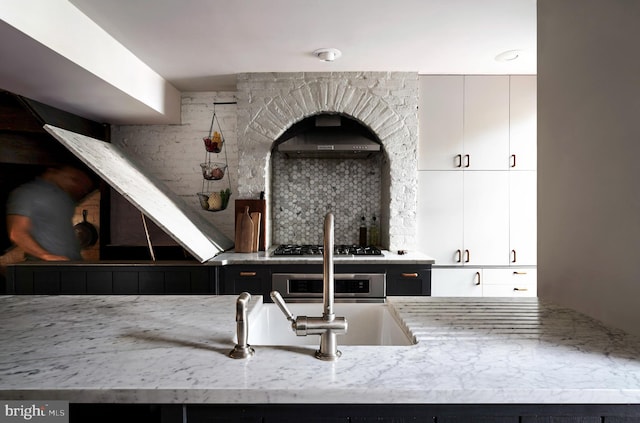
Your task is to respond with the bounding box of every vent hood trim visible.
[44,125,234,262]
[274,114,382,159]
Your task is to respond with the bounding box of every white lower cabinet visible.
[431,268,483,297]
[432,267,537,297]
[482,268,537,297]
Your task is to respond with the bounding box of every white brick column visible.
[236,72,418,251]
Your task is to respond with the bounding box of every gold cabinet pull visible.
[455,249,462,263]
[464,154,470,168]
[474,271,481,286]
[514,287,528,291]
[513,271,528,275]
[239,271,257,277]
[511,154,517,168]
[464,249,470,263]
[455,154,462,168]
[401,273,419,278]
[511,249,517,263]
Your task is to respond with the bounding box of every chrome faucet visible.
[229,292,255,359]
[270,212,348,361]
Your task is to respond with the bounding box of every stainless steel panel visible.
[45,125,233,262]
[272,273,386,299]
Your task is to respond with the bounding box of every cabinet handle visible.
[514,287,528,291]
[513,271,528,275]
[464,249,470,263]
[239,271,257,277]
[511,154,517,168]
[474,271,481,286]
[401,273,419,278]
[464,154,470,168]
[511,249,517,263]
[455,154,462,168]
[455,249,462,263]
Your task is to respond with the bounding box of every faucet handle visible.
[270,290,295,323]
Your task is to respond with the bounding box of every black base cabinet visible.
[218,264,432,299]
[6,262,431,297]
[218,265,271,295]
[5,263,216,294]
[386,266,431,296]
[69,404,640,423]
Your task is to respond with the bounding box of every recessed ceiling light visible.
[313,48,342,62]
[495,49,521,62]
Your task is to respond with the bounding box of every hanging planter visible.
[197,102,234,212]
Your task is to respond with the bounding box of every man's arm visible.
[6,214,70,261]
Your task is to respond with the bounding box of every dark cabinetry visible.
[5,263,216,294]
[154,404,640,423]
[217,263,431,298]
[6,261,431,297]
[386,266,431,296]
[218,265,270,295]
[69,403,640,423]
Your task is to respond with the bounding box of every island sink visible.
[246,302,416,346]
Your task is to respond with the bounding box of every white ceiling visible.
[0,0,536,124]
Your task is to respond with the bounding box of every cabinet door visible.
[464,172,510,265]
[509,76,537,171]
[510,171,537,265]
[417,171,463,265]
[431,268,483,297]
[418,75,464,170]
[463,76,510,170]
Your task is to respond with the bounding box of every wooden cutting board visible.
[234,206,254,253]
[250,212,261,252]
[235,199,267,251]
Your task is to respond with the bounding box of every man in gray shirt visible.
[6,165,94,261]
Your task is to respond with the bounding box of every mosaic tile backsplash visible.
[271,152,382,245]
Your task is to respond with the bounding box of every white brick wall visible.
[237,72,419,251]
[110,72,419,252]
[111,92,239,244]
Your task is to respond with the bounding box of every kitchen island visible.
[2,295,640,421]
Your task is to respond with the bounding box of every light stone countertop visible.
[208,249,436,265]
[1,295,640,404]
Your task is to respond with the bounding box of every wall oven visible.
[272,273,386,303]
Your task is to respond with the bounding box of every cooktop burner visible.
[273,244,382,256]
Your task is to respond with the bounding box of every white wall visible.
[111,92,239,244]
[538,0,640,335]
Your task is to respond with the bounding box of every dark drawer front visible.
[218,266,270,296]
[386,267,431,296]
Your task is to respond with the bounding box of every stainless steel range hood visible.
[274,114,381,159]
[44,125,234,263]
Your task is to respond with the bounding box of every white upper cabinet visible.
[417,171,509,266]
[463,171,510,265]
[463,76,510,170]
[417,171,463,264]
[509,171,537,265]
[418,76,464,170]
[419,75,536,171]
[509,76,537,170]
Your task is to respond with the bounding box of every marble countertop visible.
[2,295,640,404]
[7,250,435,266]
[208,249,435,265]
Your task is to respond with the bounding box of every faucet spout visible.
[322,212,335,320]
[269,212,347,361]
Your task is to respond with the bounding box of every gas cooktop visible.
[273,244,382,256]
